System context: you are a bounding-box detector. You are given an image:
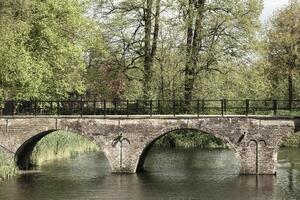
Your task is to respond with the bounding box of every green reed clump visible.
[0,152,17,181]
[156,130,227,149]
[31,131,99,165]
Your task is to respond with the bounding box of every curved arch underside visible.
[135,128,240,172]
[15,130,101,170]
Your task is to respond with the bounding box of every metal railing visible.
[0,99,300,117]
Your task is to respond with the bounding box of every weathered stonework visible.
[0,116,298,174]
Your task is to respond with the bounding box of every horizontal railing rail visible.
[0,100,300,117]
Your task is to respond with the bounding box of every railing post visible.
[93,100,96,115]
[150,100,152,116]
[224,99,227,115]
[34,100,37,116]
[114,100,117,115]
[245,99,249,116]
[273,100,277,116]
[179,100,183,114]
[158,100,161,115]
[11,100,15,116]
[103,100,106,117]
[0,102,2,116]
[80,98,83,117]
[50,101,53,115]
[221,99,224,116]
[127,100,129,117]
[173,100,176,117]
[57,101,60,116]
[197,99,200,117]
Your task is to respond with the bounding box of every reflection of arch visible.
[15,130,102,170]
[135,126,241,172]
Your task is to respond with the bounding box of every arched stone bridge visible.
[0,116,299,175]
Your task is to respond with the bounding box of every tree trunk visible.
[143,0,160,101]
[184,0,195,111]
[143,0,153,101]
[184,0,205,112]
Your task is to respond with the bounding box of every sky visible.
[261,0,290,22]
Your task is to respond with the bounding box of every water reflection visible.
[0,148,300,200]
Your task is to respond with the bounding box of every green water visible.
[0,148,299,200]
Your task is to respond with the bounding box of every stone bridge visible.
[0,116,299,175]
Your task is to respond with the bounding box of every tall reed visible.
[31,131,99,165]
[0,152,17,181]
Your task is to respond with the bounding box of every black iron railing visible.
[0,100,300,117]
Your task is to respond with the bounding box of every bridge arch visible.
[134,126,241,173]
[14,129,110,170]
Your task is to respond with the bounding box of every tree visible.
[266,0,300,108]
[0,0,95,100]
[95,0,162,100]
[180,0,263,109]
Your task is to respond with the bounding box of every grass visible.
[0,152,17,181]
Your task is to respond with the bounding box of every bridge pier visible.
[239,143,277,175]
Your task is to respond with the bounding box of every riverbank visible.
[0,131,99,180]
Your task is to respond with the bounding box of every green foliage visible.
[281,132,300,148]
[156,130,226,149]
[265,0,300,100]
[31,131,99,165]
[0,0,100,100]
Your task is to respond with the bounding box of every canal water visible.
[0,148,300,200]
